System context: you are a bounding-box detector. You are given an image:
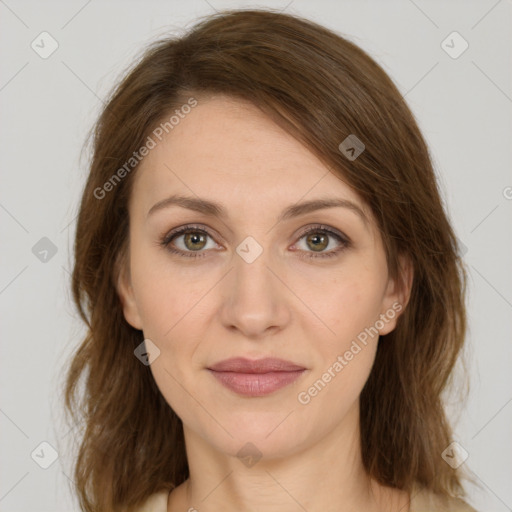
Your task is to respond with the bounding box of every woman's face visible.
[117,95,407,461]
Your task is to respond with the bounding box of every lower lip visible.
[208,369,305,396]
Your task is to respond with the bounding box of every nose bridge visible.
[233,234,276,307]
[234,235,272,291]
[219,234,289,337]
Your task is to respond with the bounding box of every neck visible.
[168,402,409,512]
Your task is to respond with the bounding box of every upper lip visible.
[208,357,305,373]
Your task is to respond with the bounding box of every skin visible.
[117,94,413,512]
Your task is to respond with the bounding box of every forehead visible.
[131,95,371,222]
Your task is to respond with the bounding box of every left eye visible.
[293,228,346,257]
[160,224,350,260]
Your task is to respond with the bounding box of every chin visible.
[187,406,317,463]
[216,430,310,464]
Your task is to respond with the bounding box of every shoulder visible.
[410,484,478,512]
[133,490,169,512]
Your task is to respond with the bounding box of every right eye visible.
[160,225,220,258]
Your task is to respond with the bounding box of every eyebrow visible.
[147,194,368,226]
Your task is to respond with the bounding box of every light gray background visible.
[1,1,511,511]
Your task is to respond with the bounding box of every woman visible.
[65,9,477,512]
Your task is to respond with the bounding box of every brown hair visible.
[64,8,471,511]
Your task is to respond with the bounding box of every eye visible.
[160,224,218,258]
[159,224,350,259]
[292,225,350,259]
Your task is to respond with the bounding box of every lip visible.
[207,357,306,397]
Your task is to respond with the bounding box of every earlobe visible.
[115,255,143,330]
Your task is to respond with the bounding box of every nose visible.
[219,244,291,339]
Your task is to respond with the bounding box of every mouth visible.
[207,357,306,397]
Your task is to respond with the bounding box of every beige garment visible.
[135,486,478,511]
[409,484,478,512]
[134,490,168,512]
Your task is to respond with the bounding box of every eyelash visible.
[160,224,351,261]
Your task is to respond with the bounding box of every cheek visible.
[130,243,207,340]
[300,262,386,350]
[129,254,206,415]
[129,239,219,340]
[294,271,383,413]
[293,259,386,403]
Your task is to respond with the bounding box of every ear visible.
[378,254,413,336]
[115,250,143,330]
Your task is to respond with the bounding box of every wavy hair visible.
[64,9,470,511]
